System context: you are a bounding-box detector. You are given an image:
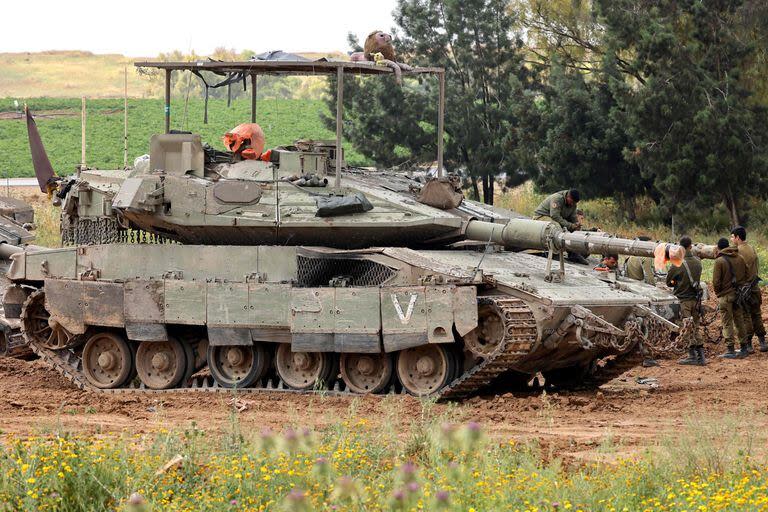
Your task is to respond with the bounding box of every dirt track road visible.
[2,352,767,461]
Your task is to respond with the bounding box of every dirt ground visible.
[2,351,768,462]
[2,188,766,461]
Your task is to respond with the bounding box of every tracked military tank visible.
[0,196,36,359]
[7,59,689,397]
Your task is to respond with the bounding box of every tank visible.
[10,59,695,397]
[0,197,36,358]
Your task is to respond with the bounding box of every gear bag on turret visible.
[315,192,374,217]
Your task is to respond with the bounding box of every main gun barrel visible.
[464,219,688,263]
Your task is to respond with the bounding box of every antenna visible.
[124,65,128,169]
[472,230,495,278]
[80,97,86,176]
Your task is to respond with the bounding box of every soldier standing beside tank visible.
[730,226,766,352]
[713,237,750,359]
[666,236,705,365]
[534,189,588,264]
[624,236,656,284]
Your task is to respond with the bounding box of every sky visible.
[2,0,401,56]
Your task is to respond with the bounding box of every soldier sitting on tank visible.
[624,236,656,285]
[534,189,588,264]
[594,254,619,272]
[713,237,750,359]
[667,236,705,366]
[534,189,581,231]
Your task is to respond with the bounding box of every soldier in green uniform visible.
[730,226,766,352]
[624,236,655,285]
[713,237,750,359]
[534,189,587,263]
[534,189,581,231]
[666,236,705,365]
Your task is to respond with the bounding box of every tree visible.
[533,59,649,220]
[325,0,539,204]
[597,0,768,225]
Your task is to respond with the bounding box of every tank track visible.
[440,297,537,399]
[20,293,538,400]
[0,321,32,359]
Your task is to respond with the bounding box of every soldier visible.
[666,236,704,365]
[713,237,750,359]
[534,189,588,263]
[730,226,766,352]
[624,236,655,285]
[594,254,619,271]
[534,189,581,232]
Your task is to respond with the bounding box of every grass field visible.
[0,408,765,511]
[0,52,153,99]
[0,51,336,99]
[0,97,364,177]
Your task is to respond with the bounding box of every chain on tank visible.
[61,215,174,246]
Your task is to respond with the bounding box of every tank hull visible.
[5,244,677,397]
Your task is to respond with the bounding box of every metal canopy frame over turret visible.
[134,60,447,187]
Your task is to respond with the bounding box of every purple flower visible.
[407,482,420,493]
[284,428,298,441]
[230,499,238,505]
[436,490,450,503]
[288,489,306,502]
[392,489,406,501]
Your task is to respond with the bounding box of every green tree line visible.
[326,0,768,228]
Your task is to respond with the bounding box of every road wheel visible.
[275,344,335,390]
[340,353,394,394]
[396,344,454,396]
[81,332,133,389]
[135,338,187,390]
[208,343,269,388]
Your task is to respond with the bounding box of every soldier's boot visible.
[695,346,707,366]
[759,336,768,353]
[746,337,756,354]
[738,341,751,358]
[677,347,698,365]
[719,344,740,359]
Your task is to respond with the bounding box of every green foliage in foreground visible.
[0,97,365,178]
[0,406,766,511]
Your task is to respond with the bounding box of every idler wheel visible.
[396,344,454,396]
[275,344,336,390]
[21,290,81,350]
[462,301,505,358]
[81,332,133,389]
[135,338,187,390]
[208,343,269,388]
[340,353,394,394]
